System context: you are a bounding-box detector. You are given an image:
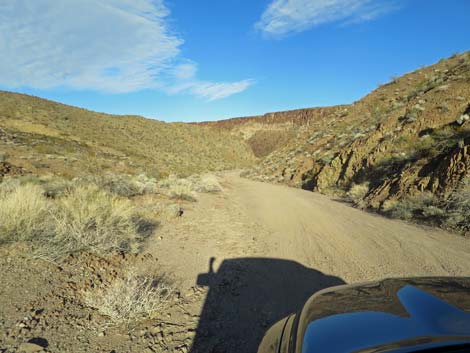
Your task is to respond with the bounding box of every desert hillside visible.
[0,91,255,179]
[205,52,470,233]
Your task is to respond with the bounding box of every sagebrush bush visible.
[190,174,222,193]
[445,177,470,232]
[50,184,141,255]
[382,192,441,221]
[380,181,470,234]
[0,183,51,244]
[0,175,74,198]
[167,185,197,202]
[76,174,158,197]
[41,177,75,198]
[347,183,369,208]
[157,174,222,201]
[158,175,197,202]
[83,272,174,324]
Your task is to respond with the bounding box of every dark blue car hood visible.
[296,278,470,353]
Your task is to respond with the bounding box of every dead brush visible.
[0,179,154,260]
[83,271,175,325]
[0,183,52,244]
[48,184,142,256]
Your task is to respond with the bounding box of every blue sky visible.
[1,1,469,122]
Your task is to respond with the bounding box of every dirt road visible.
[149,172,470,353]
[153,172,470,284]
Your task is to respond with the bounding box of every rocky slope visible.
[198,106,344,158]
[0,91,255,179]
[210,52,470,228]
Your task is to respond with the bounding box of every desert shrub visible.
[382,192,442,221]
[347,183,370,208]
[76,173,158,197]
[445,177,470,232]
[83,272,174,324]
[157,175,197,202]
[319,154,334,165]
[167,185,197,202]
[0,177,22,195]
[239,170,251,178]
[1,175,74,198]
[49,184,142,256]
[0,152,9,162]
[0,178,153,258]
[0,183,51,244]
[188,174,222,193]
[41,176,75,198]
[414,135,439,158]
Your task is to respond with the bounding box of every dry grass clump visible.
[191,174,222,193]
[83,272,174,325]
[0,183,51,244]
[347,183,370,208]
[49,184,142,256]
[0,178,153,259]
[41,177,75,198]
[166,184,197,202]
[157,174,222,202]
[157,176,197,202]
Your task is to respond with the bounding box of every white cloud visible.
[186,79,256,102]
[0,0,252,100]
[163,61,255,101]
[256,0,399,37]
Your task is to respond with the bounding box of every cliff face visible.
[197,106,343,157]
[212,52,470,215]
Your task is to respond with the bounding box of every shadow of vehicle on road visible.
[191,257,345,353]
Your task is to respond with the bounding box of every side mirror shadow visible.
[197,257,217,286]
[197,273,213,286]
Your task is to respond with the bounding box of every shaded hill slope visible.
[0,91,255,178]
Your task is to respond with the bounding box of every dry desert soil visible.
[3,171,469,353]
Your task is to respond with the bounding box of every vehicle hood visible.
[297,277,470,353]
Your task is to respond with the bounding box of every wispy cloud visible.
[255,0,400,37]
[164,61,255,101]
[186,80,256,102]
[0,0,252,100]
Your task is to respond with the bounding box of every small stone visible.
[456,114,469,126]
[17,342,44,353]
